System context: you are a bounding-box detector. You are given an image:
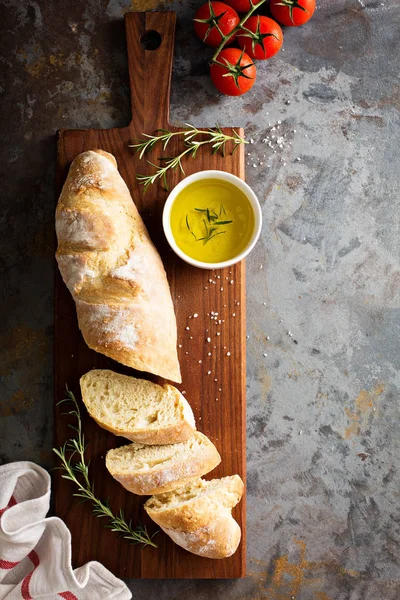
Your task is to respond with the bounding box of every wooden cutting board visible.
[54,11,246,579]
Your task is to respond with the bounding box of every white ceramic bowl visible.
[162,170,262,270]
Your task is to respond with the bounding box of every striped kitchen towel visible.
[0,462,132,600]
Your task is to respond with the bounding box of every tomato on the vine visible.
[210,48,256,96]
[194,1,240,47]
[270,0,316,26]
[223,0,252,12]
[237,16,283,60]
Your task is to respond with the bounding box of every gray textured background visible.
[1,0,399,598]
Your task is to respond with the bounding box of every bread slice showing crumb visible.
[80,369,195,444]
[106,432,221,495]
[144,475,244,558]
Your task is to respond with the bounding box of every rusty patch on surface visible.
[285,174,304,191]
[0,390,33,417]
[378,83,400,110]
[261,371,271,396]
[357,452,369,461]
[344,383,384,439]
[259,538,360,599]
[243,98,268,114]
[350,114,384,127]
[0,325,49,377]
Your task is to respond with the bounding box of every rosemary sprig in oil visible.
[186,203,233,244]
[130,124,246,191]
[53,389,157,549]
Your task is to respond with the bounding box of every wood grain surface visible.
[54,11,246,579]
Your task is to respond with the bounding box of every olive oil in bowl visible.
[163,171,262,269]
[170,179,255,264]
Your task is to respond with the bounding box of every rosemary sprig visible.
[186,203,232,244]
[53,389,157,549]
[130,124,246,191]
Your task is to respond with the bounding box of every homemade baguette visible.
[80,369,195,444]
[106,432,221,495]
[144,475,244,558]
[55,149,181,382]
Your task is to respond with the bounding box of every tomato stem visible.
[210,0,269,63]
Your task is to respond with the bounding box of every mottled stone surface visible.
[1,0,399,597]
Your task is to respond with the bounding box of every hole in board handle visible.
[140,30,162,51]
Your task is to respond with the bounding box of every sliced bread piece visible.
[80,369,195,444]
[106,432,221,495]
[144,475,244,558]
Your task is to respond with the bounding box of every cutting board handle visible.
[125,12,176,135]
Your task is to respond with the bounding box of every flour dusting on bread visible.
[111,251,145,282]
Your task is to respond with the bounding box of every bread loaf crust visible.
[56,149,181,382]
[106,433,221,495]
[144,475,244,558]
[162,515,241,559]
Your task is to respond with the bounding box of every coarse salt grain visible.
[226,352,231,356]
[207,370,211,375]
[185,326,190,330]
[207,337,211,342]
[193,313,198,318]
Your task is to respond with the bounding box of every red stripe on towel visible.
[0,496,19,570]
[21,571,33,600]
[0,494,17,517]
[59,592,79,600]
[0,558,20,569]
[21,550,41,599]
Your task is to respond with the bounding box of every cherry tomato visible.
[194,1,240,47]
[237,16,283,60]
[270,0,316,27]
[223,0,252,12]
[210,48,256,96]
